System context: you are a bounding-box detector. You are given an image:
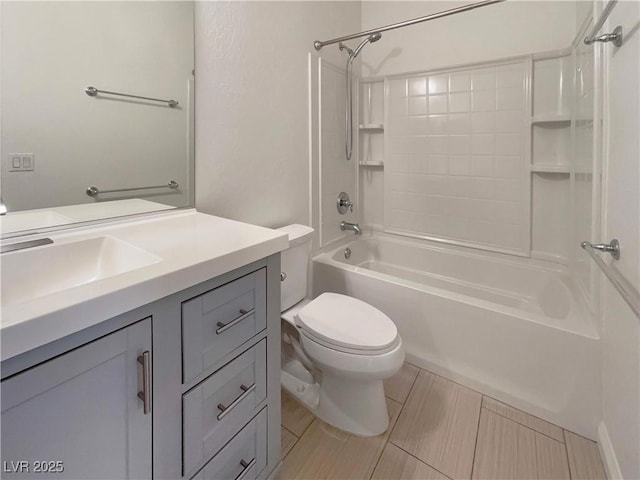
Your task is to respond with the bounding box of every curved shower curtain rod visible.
[314,0,506,51]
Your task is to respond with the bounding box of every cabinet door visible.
[1,318,152,479]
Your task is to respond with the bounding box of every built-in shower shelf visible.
[531,114,571,125]
[359,160,384,167]
[359,123,384,131]
[530,164,570,174]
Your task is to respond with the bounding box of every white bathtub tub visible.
[313,233,601,438]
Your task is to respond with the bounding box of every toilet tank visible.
[277,224,314,312]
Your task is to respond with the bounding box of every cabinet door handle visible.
[216,308,255,335]
[217,383,256,420]
[137,351,151,415]
[234,458,256,480]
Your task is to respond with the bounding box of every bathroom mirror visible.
[0,1,194,237]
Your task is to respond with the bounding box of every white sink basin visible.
[1,236,162,307]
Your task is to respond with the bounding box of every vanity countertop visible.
[0,210,289,362]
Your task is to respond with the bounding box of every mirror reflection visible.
[0,1,194,236]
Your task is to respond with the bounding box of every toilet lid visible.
[294,293,398,352]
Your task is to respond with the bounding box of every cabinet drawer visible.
[183,340,267,477]
[191,408,267,480]
[182,268,266,383]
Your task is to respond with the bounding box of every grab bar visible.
[581,240,640,319]
[86,180,179,197]
[85,86,179,107]
[584,0,623,47]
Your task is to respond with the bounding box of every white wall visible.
[1,2,193,212]
[195,1,361,229]
[600,1,640,478]
[360,1,577,77]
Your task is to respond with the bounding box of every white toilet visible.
[278,224,404,436]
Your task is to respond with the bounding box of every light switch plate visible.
[8,153,34,172]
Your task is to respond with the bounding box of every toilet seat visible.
[294,293,398,354]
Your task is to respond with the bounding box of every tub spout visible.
[340,221,361,235]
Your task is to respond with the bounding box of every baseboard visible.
[598,421,623,479]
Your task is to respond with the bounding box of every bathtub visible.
[313,233,601,438]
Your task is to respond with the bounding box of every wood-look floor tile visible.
[473,409,570,480]
[384,362,420,404]
[482,396,564,442]
[281,427,297,460]
[565,430,607,480]
[372,443,450,480]
[390,370,482,479]
[277,398,402,480]
[281,389,314,437]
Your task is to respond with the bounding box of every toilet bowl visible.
[278,225,404,437]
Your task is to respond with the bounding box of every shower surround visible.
[311,3,603,441]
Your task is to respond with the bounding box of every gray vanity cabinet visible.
[0,254,281,480]
[0,318,152,480]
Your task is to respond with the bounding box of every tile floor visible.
[278,363,608,480]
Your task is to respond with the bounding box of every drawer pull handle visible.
[216,308,255,335]
[137,351,151,415]
[234,458,256,480]
[217,383,256,420]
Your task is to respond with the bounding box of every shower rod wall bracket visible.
[584,25,623,47]
[583,1,623,47]
[581,239,620,260]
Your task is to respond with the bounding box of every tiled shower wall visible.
[384,61,530,254]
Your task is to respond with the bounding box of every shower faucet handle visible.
[337,192,353,214]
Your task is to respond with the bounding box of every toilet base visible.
[317,375,389,436]
[281,370,390,437]
[281,370,319,412]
